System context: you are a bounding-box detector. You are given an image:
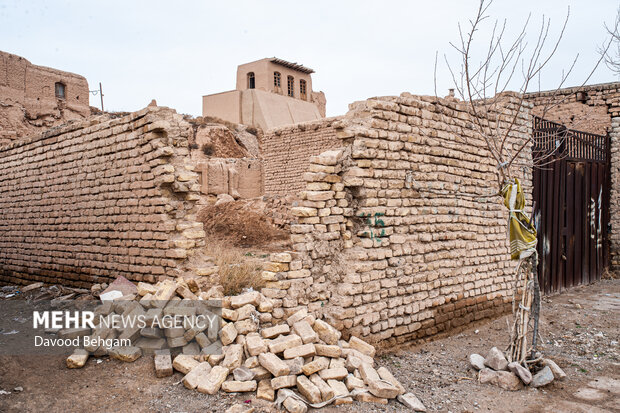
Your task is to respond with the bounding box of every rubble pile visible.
[470,346,567,391]
[59,278,426,412]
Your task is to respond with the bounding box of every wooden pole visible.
[99,82,104,112]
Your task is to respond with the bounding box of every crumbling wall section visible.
[0,107,205,287]
[262,93,533,345]
[262,117,344,195]
[0,50,91,145]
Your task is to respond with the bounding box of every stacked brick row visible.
[262,117,344,196]
[0,107,205,287]
[268,93,533,344]
[611,117,620,270]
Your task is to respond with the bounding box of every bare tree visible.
[438,0,612,366]
[601,7,620,77]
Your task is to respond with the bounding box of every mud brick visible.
[261,324,290,339]
[269,334,302,354]
[172,354,200,374]
[348,336,376,358]
[271,375,297,390]
[182,362,212,389]
[259,352,290,377]
[221,380,257,393]
[154,349,173,377]
[283,343,316,359]
[301,357,329,376]
[296,375,321,403]
[327,379,353,405]
[196,366,229,395]
[230,291,261,308]
[66,349,89,369]
[292,320,318,344]
[318,367,348,381]
[257,379,275,401]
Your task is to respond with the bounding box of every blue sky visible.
[1,0,617,117]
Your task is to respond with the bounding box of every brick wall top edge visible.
[0,106,170,153]
[0,50,87,82]
[525,81,620,98]
[265,115,345,134]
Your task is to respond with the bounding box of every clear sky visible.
[1,0,617,117]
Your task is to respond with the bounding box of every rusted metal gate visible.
[532,117,610,294]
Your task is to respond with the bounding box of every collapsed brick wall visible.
[262,93,533,344]
[525,83,620,271]
[0,50,91,145]
[0,107,206,287]
[261,117,344,195]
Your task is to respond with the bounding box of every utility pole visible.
[99,82,104,112]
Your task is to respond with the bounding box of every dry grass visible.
[207,244,265,296]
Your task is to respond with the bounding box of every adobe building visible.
[0,50,90,145]
[202,57,326,130]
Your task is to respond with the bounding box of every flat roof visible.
[270,57,315,74]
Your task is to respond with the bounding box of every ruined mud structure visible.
[0,51,91,145]
[1,53,618,347]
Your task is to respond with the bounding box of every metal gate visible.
[532,117,610,294]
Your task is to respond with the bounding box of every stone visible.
[315,344,341,358]
[215,194,235,205]
[230,291,261,308]
[196,365,229,395]
[182,362,212,390]
[312,319,340,344]
[220,323,238,346]
[221,380,257,393]
[269,334,303,354]
[348,336,375,358]
[397,393,427,411]
[484,347,508,371]
[195,332,211,349]
[137,282,157,296]
[245,333,268,356]
[257,379,275,401]
[261,324,290,339]
[327,379,352,405]
[377,366,406,395]
[244,356,259,369]
[284,357,304,375]
[182,341,200,356]
[66,349,89,369]
[310,374,335,402]
[346,375,365,391]
[282,393,308,413]
[259,352,290,377]
[234,319,258,335]
[301,357,330,376]
[173,354,200,374]
[222,308,238,321]
[354,392,388,404]
[233,366,256,382]
[359,362,380,384]
[109,346,142,362]
[469,353,486,370]
[531,366,555,388]
[542,359,566,380]
[284,343,316,360]
[508,362,533,385]
[251,366,271,380]
[319,367,348,381]
[342,348,374,366]
[479,368,523,391]
[221,344,244,369]
[271,375,297,390]
[286,308,308,326]
[296,375,322,403]
[236,304,257,320]
[368,378,400,399]
[154,350,173,378]
[292,321,318,344]
[225,404,255,413]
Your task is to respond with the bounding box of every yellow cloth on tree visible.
[501,178,537,260]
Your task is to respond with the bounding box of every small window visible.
[274,72,282,93]
[287,76,294,97]
[247,72,255,89]
[55,82,65,99]
[300,79,307,100]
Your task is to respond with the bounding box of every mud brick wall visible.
[0,50,91,145]
[262,93,533,344]
[526,83,620,271]
[261,117,344,195]
[0,107,205,287]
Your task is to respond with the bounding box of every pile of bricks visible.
[64,279,425,412]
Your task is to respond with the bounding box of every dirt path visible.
[1,279,618,413]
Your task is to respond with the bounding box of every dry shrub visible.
[208,244,264,296]
[198,202,290,249]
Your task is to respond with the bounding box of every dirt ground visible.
[0,279,618,413]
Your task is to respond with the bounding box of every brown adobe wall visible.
[261,93,533,345]
[0,107,205,287]
[261,117,344,196]
[0,50,91,145]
